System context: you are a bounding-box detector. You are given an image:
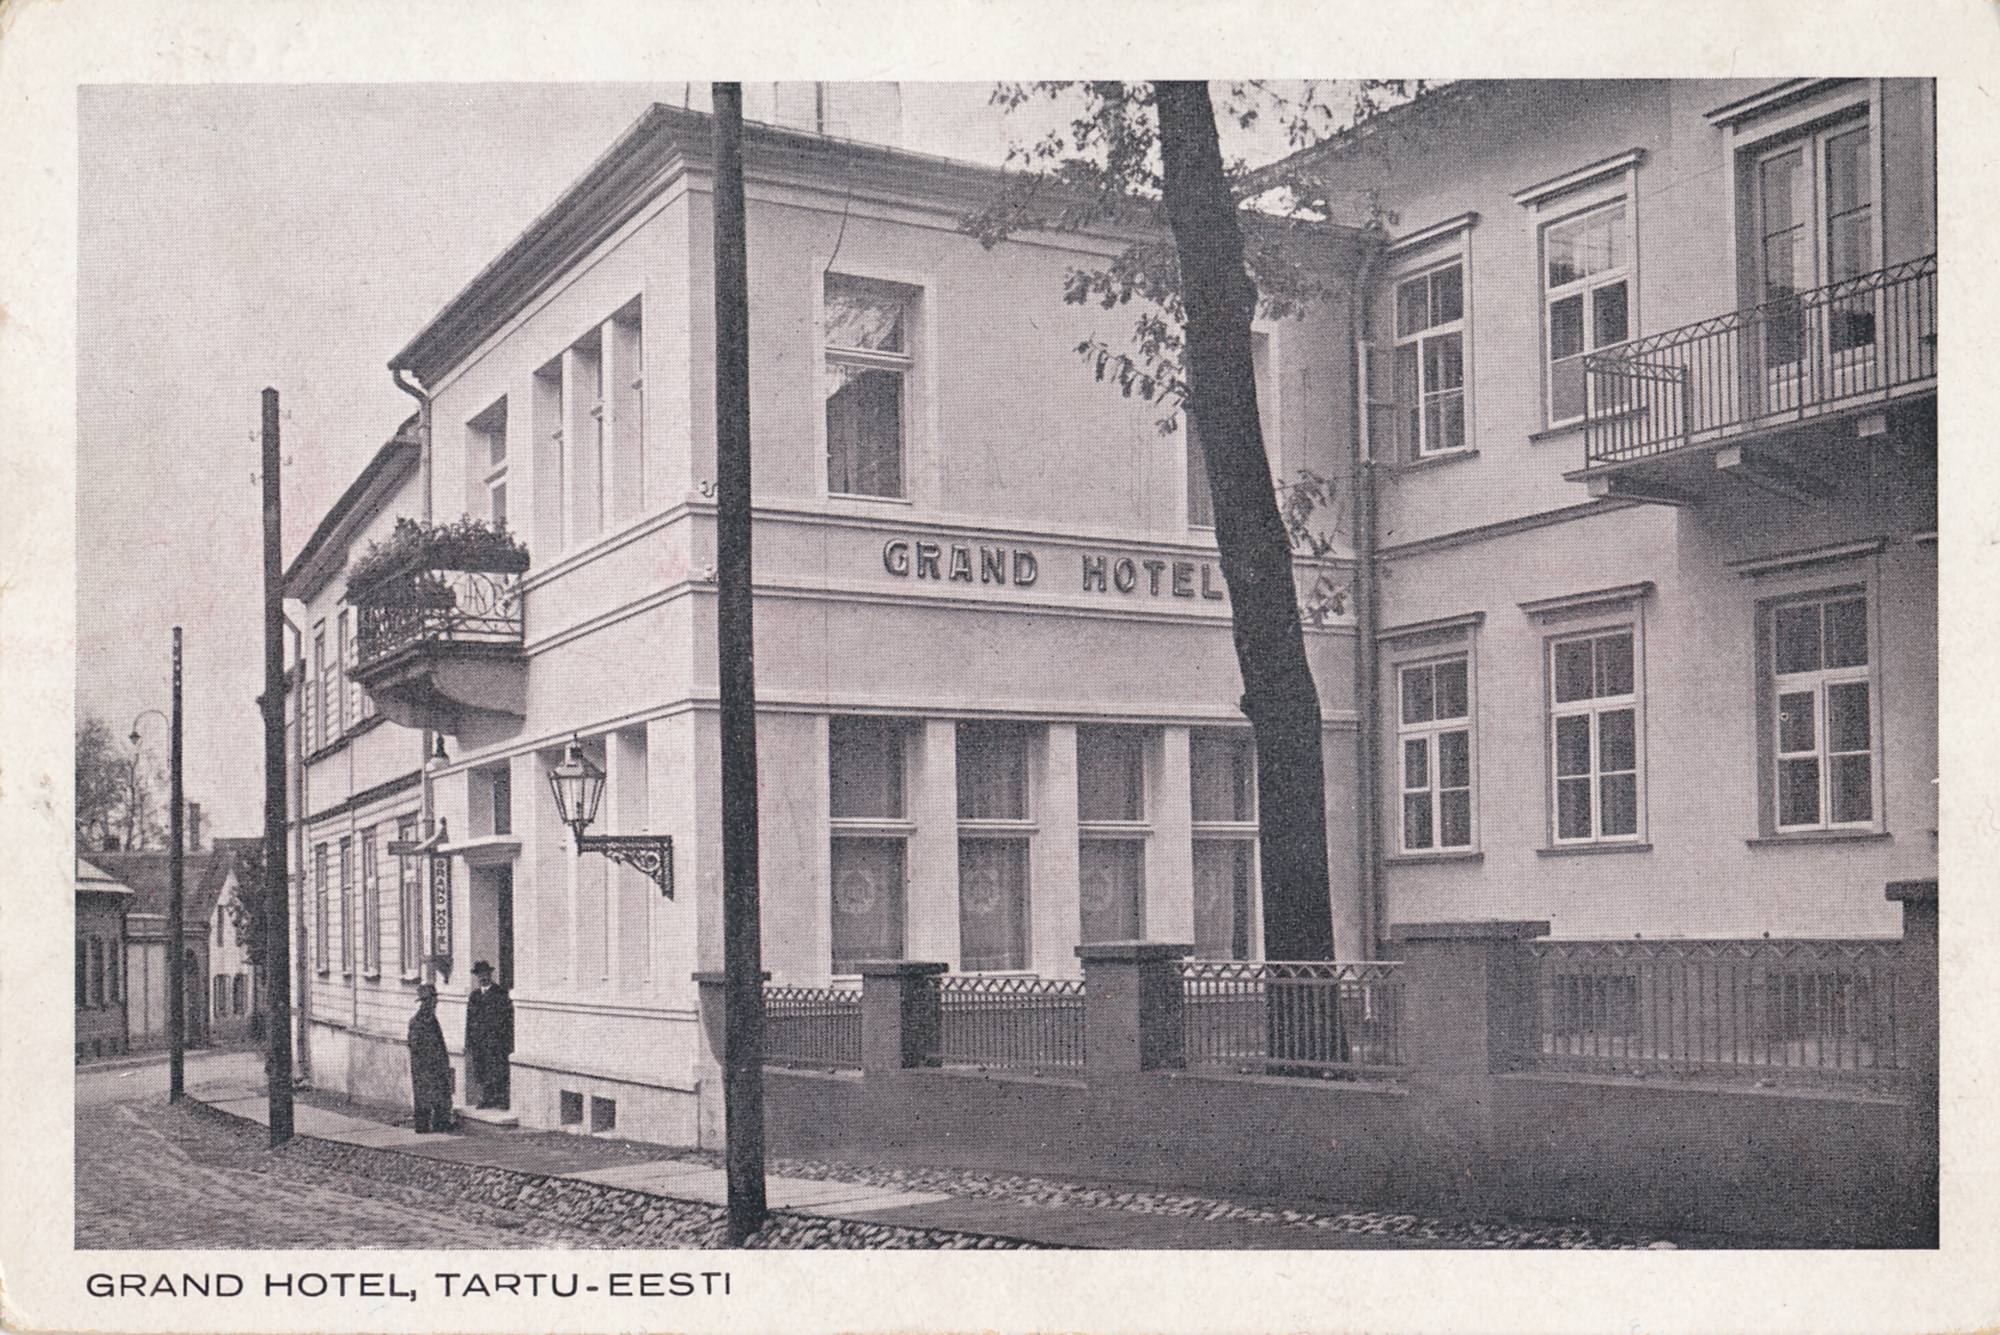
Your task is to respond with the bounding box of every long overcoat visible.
[407,1004,452,1107]
[464,983,514,1084]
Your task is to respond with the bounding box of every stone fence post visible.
[1888,878,1938,1246]
[691,968,768,1151]
[1077,942,1192,1075]
[858,961,948,1073]
[1389,920,1549,1205]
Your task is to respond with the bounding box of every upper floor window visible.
[531,297,646,555]
[1392,262,1467,457]
[469,397,509,530]
[1398,656,1473,853]
[1768,592,1876,831]
[1549,629,1641,844]
[1755,121,1876,376]
[824,274,915,499]
[313,623,333,749]
[1543,201,1631,425]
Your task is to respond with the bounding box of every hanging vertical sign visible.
[429,854,453,970]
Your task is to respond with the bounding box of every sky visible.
[75,82,1323,839]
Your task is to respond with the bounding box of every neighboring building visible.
[288,81,1936,1142]
[76,857,133,1061]
[96,848,238,1052]
[205,838,265,1042]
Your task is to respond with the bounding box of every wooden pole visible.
[262,387,296,1143]
[711,81,769,1244]
[167,627,185,1101]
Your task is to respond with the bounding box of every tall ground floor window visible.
[830,837,905,973]
[1078,838,1145,943]
[957,720,1032,971]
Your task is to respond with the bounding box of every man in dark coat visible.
[464,960,513,1109]
[407,984,453,1133]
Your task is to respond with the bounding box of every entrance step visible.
[459,1106,520,1128]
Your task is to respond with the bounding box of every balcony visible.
[349,563,526,736]
[1575,255,1936,504]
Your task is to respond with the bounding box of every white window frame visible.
[1076,725,1151,943]
[1768,589,1880,834]
[819,270,923,504]
[827,716,914,977]
[1189,727,1260,961]
[396,815,421,979]
[337,835,354,978]
[1394,655,1475,854]
[955,721,1036,975]
[1390,258,1470,460]
[471,398,509,531]
[1546,625,1646,847]
[1540,197,1637,429]
[313,843,330,976]
[360,828,381,979]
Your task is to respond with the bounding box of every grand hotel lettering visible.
[881,539,1227,602]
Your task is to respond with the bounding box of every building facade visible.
[93,849,236,1053]
[205,839,265,1043]
[288,80,1937,1143]
[75,857,133,1061]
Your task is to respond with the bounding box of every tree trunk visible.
[1155,81,1336,962]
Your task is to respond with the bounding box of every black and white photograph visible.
[3,4,1995,1331]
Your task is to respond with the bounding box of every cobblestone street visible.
[77,1097,621,1250]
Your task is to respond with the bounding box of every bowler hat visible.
[471,960,494,976]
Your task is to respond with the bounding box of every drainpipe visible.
[282,613,312,1083]
[1346,229,1386,959]
[392,365,442,987]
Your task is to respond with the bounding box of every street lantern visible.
[547,735,673,896]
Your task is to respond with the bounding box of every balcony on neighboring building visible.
[1573,255,1936,506]
[348,534,528,736]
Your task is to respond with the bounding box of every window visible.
[1543,201,1631,425]
[1549,630,1640,844]
[609,300,645,526]
[1188,332,1275,526]
[1770,592,1875,830]
[361,829,381,977]
[957,722,1032,972]
[109,939,121,1002]
[829,717,909,972]
[468,397,510,530]
[76,938,87,1007]
[824,273,915,499]
[1397,657,1473,852]
[213,975,228,1021]
[89,938,105,1007]
[396,816,422,976]
[313,844,329,974]
[232,974,248,1017]
[216,907,225,946]
[1391,262,1467,457]
[534,355,566,551]
[337,836,354,977]
[312,624,331,750]
[1077,726,1148,943]
[1754,120,1877,394]
[1190,729,1257,959]
[491,766,513,837]
[340,608,363,727]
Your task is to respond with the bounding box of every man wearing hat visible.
[406,984,453,1133]
[464,960,514,1110]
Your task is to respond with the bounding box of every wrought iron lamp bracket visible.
[573,833,674,898]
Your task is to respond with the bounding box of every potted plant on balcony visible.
[346,517,531,604]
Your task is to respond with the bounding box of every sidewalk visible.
[186,1071,1678,1250]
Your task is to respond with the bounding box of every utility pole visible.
[167,627,185,1101]
[711,81,768,1245]
[262,387,296,1143]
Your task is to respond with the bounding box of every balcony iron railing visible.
[1583,254,1936,466]
[1181,960,1406,1079]
[353,566,524,668]
[1524,938,1910,1089]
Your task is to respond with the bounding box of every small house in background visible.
[93,847,241,1053]
[205,838,267,1042]
[75,856,133,1061]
